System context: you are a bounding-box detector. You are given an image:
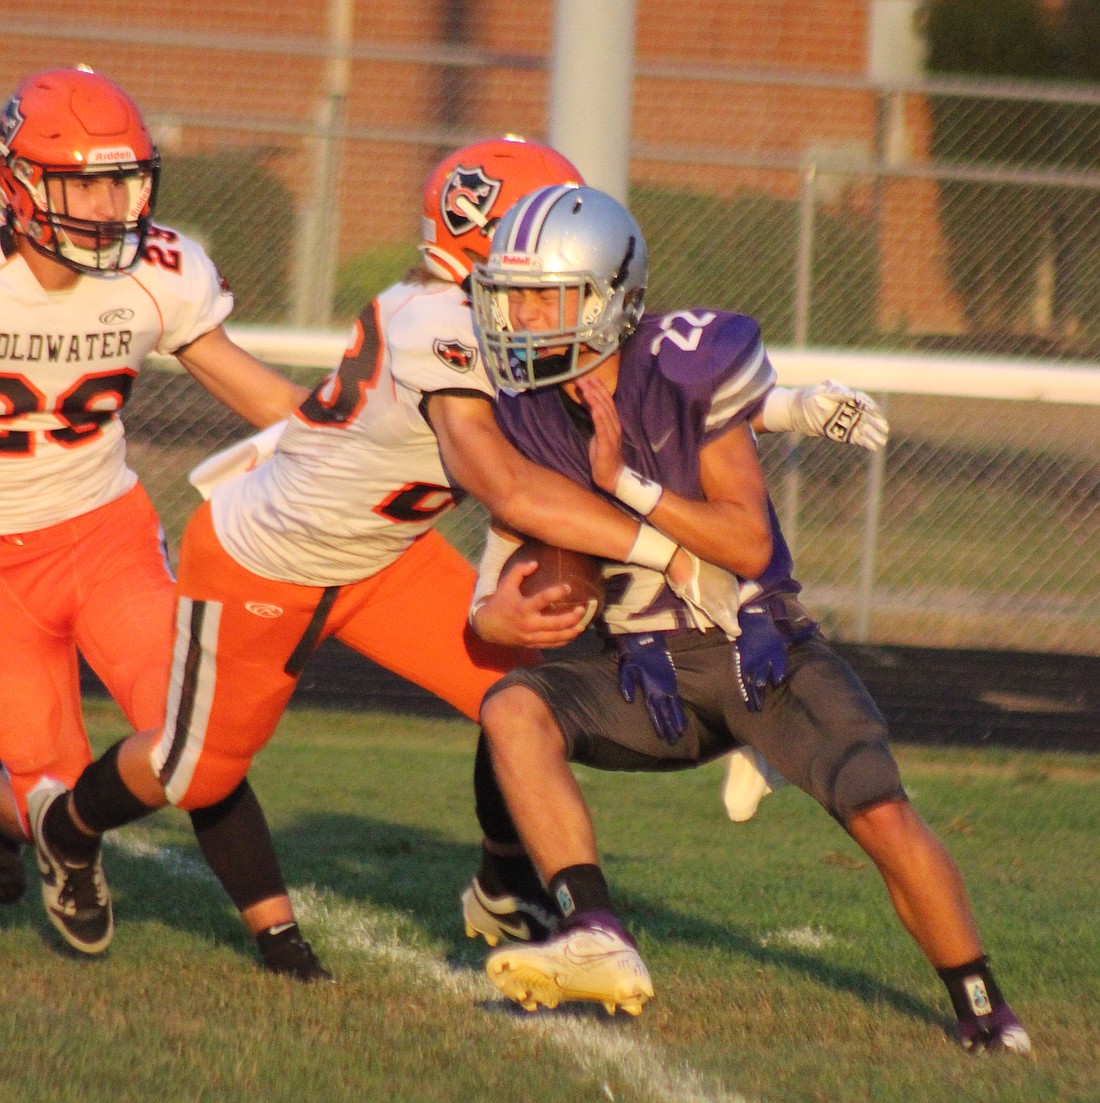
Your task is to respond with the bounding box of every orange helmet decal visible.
[419,136,584,285]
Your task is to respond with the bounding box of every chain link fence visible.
[5,5,1098,655]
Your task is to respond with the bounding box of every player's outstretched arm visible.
[175,325,311,428]
[753,380,888,451]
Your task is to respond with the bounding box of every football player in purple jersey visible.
[465,184,1030,1054]
[32,134,890,982]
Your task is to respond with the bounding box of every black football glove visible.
[733,604,790,712]
[615,632,687,745]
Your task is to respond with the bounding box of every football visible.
[502,538,606,623]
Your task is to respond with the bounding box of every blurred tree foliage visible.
[157,152,294,323]
[920,0,1100,351]
[633,186,878,347]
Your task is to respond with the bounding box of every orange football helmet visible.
[0,67,159,275]
[419,136,583,285]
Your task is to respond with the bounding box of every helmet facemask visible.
[472,268,625,393]
[12,158,159,275]
[471,185,648,394]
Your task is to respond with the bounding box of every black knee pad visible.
[828,741,905,824]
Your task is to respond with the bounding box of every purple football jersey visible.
[493,309,798,632]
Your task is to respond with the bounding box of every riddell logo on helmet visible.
[87,146,138,165]
[499,253,541,269]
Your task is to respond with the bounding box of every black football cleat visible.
[27,785,113,954]
[259,929,335,983]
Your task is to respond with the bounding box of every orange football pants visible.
[0,484,173,828]
[153,501,535,810]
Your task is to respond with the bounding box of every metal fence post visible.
[781,158,819,555]
[290,0,352,326]
[855,393,888,641]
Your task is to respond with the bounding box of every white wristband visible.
[626,524,678,571]
[759,387,797,433]
[613,466,662,516]
[469,528,522,626]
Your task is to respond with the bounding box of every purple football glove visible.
[615,632,687,745]
[733,604,789,711]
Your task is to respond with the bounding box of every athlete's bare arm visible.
[175,325,310,428]
[426,391,647,562]
[578,374,772,577]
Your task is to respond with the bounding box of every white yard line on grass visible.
[108,834,752,1103]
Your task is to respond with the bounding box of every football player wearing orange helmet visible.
[0,67,321,977]
[419,137,586,285]
[38,134,890,981]
[24,133,624,955]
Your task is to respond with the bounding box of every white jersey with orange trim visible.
[212,278,493,586]
[0,225,232,534]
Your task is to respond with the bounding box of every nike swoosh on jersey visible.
[651,428,674,453]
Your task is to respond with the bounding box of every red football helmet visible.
[419,135,584,285]
[0,67,159,275]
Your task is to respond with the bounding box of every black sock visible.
[71,739,157,834]
[548,864,613,921]
[43,793,100,863]
[190,780,288,914]
[937,955,1006,1023]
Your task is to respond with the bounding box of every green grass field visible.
[2,700,1098,1103]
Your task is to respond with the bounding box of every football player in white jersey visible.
[0,67,327,977]
[33,137,890,971]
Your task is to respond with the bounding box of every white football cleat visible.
[485,915,654,1015]
[958,1005,1033,1055]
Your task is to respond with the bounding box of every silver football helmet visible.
[470,184,648,392]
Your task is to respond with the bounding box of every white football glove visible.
[721,746,791,822]
[666,550,742,639]
[188,420,287,500]
[761,381,889,451]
